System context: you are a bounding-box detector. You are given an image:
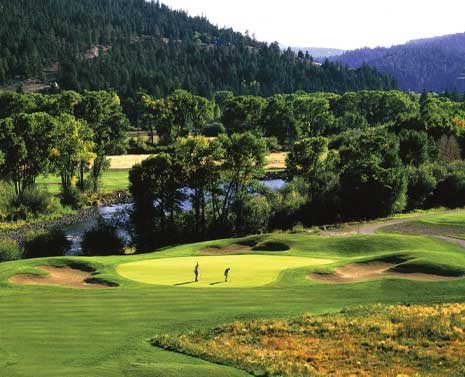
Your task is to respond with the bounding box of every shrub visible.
[0,182,15,221]
[60,186,85,209]
[264,136,281,152]
[202,122,226,137]
[0,239,21,262]
[81,218,125,256]
[23,228,71,258]
[10,186,59,220]
[236,195,271,235]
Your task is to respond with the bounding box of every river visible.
[65,179,286,255]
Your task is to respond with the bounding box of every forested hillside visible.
[328,33,465,93]
[0,0,396,98]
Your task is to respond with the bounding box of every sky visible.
[160,0,465,50]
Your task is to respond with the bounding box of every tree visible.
[293,95,335,137]
[261,94,296,146]
[50,114,95,194]
[174,136,223,238]
[0,113,55,194]
[286,137,337,203]
[398,129,429,166]
[76,91,128,191]
[438,135,462,162]
[142,90,214,145]
[215,132,267,234]
[222,96,266,134]
[338,130,407,220]
[129,153,186,250]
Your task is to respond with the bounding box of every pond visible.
[65,179,286,256]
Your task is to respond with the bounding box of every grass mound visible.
[252,241,290,252]
[9,264,116,289]
[390,259,465,277]
[152,303,465,377]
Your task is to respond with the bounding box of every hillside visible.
[327,33,465,93]
[0,0,396,98]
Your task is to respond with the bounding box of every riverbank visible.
[0,190,132,247]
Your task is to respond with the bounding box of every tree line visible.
[2,88,465,252]
[129,90,465,250]
[0,90,128,211]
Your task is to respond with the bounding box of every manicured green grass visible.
[118,255,334,288]
[2,231,465,376]
[36,170,130,194]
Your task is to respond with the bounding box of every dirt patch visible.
[307,261,463,284]
[201,244,252,255]
[9,265,114,289]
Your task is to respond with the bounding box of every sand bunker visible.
[9,265,114,289]
[201,244,252,255]
[307,261,462,284]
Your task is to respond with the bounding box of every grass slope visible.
[382,212,465,239]
[1,232,465,376]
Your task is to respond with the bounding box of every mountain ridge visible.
[326,32,465,92]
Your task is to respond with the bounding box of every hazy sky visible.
[160,0,465,50]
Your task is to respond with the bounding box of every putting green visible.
[117,255,334,288]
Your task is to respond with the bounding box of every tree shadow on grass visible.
[174,281,196,286]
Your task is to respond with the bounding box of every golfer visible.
[194,262,199,282]
[224,267,231,282]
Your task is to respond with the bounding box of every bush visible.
[60,186,85,209]
[127,138,159,154]
[81,218,125,256]
[235,195,271,235]
[264,136,281,152]
[0,183,15,221]
[10,186,59,220]
[0,239,21,262]
[23,228,71,258]
[202,122,226,137]
[432,161,465,208]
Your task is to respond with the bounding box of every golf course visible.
[2,212,465,376]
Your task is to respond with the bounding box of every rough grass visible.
[382,212,465,239]
[2,231,465,376]
[152,303,465,376]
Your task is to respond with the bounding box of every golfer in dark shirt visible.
[194,262,199,282]
[224,267,231,282]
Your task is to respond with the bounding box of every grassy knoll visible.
[1,232,465,376]
[382,212,465,239]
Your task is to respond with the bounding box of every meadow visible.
[36,170,130,194]
[2,217,465,376]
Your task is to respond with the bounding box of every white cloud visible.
[160,0,465,49]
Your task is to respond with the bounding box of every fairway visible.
[117,255,333,288]
[2,230,465,376]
